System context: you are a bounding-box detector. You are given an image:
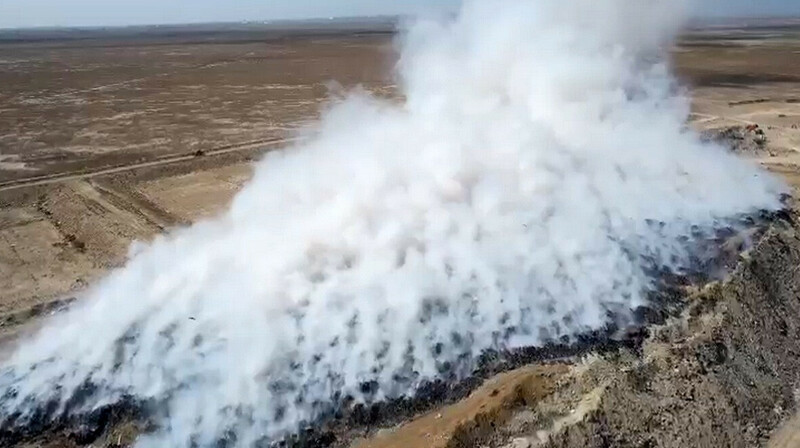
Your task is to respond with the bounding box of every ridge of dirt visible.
[534,218,800,448]
[354,365,569,448]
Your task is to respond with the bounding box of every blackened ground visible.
[0,209,789,448]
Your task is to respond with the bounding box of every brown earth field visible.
[3,18,800,448]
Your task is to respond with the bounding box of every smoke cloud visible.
[0,0,787,446]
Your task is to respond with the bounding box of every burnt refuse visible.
[0,208,792,448]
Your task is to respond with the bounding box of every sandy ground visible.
[676,28,800,167]
[0,27,396,183]
[2,20,800,447]
[0,27,397,325]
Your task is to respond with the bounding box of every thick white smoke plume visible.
[0,0,787,446]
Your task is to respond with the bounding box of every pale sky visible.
[694,0,800,18]
[1,0,800,30]
[0,0,459,29]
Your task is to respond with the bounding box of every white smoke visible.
[0,0,787,446]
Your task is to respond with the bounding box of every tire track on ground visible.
[90,180,183,230]
[0,137,295,192]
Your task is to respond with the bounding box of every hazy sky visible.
[1,0,800,29]
[694,0,800,17]
[0,0,458,29]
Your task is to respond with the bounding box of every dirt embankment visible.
[357,215,800,448]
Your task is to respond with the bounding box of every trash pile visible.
[701,124,769,154]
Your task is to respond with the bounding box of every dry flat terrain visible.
[0,23,397,331]
[4,21,800,334]
[3,18,800,447]
[677,22,800,171]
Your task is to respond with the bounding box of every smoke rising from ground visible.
[0,0,787,446]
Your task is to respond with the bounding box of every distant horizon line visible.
[2,13,800,33]
[0,14,409,32]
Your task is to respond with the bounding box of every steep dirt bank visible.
[357,214,800,448]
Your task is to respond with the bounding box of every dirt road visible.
[0,137,291,192]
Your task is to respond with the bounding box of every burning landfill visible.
[0,0,789,447]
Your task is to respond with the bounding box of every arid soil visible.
[2,19,800,448]
[0,24,397,329]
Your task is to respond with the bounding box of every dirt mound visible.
[534,219,800,448]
